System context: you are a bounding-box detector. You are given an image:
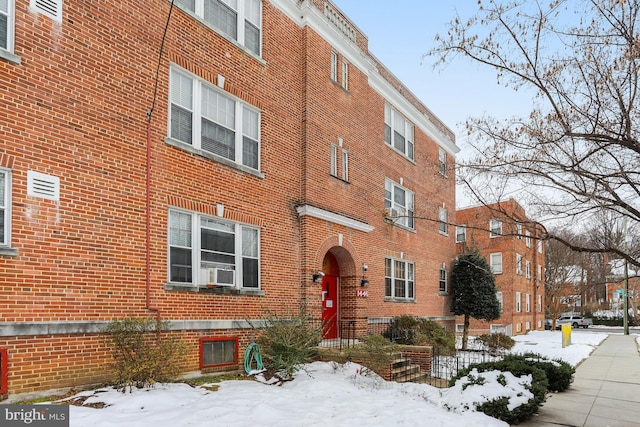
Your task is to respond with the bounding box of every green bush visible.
[256,306,322,380]
[504,353,575,392]
[345,335,400,375]
[450,359,548,424]
[383,316,455,353]
[474,333,515,355]
[103,317,188,392]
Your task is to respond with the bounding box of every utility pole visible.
[624,217,630,335]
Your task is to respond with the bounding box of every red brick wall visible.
[455,200,545,335]
[0,0,457,397]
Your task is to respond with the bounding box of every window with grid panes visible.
[384,179,414,229]
[385,258,414,300]
[384,104,414,160]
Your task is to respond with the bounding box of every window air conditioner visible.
[200,268,235,286]
[384,208,400,219]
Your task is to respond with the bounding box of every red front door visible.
[321,275,338,339]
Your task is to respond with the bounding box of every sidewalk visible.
[519,334,640,427]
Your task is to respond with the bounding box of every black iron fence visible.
[314,318,505,385]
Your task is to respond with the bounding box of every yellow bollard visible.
[561,323,572,347]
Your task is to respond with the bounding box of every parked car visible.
[555,315,593,329]
[544,319,553,330]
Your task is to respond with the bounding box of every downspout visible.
[144,0,175,324]
[146,116,161,324]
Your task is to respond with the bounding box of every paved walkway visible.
[519,334,640,427]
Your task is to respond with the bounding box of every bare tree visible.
[545,228,583,327]
[429,0,640,267]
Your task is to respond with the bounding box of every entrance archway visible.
[319,246,358,340]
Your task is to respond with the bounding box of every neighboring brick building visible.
[455,199,545,336]
[0,0,457,398]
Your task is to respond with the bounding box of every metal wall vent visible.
[27,171,60,201]
[31,0,63,22]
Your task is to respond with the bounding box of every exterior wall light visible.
[312,272,325,283]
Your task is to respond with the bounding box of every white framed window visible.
[169,67,260,171]
[455,324,464,333]
[537,239,543,253]
[384,178,414,229]
[330,51,338,82]
[525,321,531,331]
[516,292,521,312]
[490,324,504,333]
[384,104,414,160]
[526,293,531,312]
[525,230,531,247]
[30,0,63,22]
[490,253,502,274]
[330,143,348,181]
[525,260,531,279]
[341,60,349,90]
[455,225,466,243]
[496,291,503,313]
[1,0,15,54]
[439,267,447,293]
[168,209,260,289]
[438,148,447,176]
[489,219,502,237]
[438,207,448,235]
[385,257,414,300]
[0,169,10,247]
[537,294,542,312]
[175,0,262,56]
[537,264,542,281]
[516,254,523,275]
[516,223,522,240]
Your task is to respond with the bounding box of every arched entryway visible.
[319,246,358,340]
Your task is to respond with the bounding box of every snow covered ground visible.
[60,330,613,427]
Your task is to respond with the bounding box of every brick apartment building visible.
[455,200,545,336]
[0,0,458,398]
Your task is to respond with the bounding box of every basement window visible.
[200,337,237,368]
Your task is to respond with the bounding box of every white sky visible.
[61,331,616,427]
[330,0,534,147]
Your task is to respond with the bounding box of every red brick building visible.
[455,200,545,335]
[0,0,457,398]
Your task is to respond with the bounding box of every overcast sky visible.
[332,2,539,139]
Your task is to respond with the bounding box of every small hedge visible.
[504,353,575,392]
[383,315,455,354]
[474,333,515,355]
[450,359,548,424]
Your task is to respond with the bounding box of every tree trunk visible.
[462,314,470,350]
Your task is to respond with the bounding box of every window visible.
[516,292,521,312]
[538,294,542,312]
[490,324,504,333]
[537,264,542,281]
[330,51,338,81]
[525,230,531,247]
[341,60,349,90]
[526,293,531,312]
[330,143,349,181]
[439,267,447,293]
[516,254,523,275]
[455,225,466,243]
[0,170,9,247]
[516,223,522,240]
[525,321,531,331]
[170,67,260,171]
[490,253,502,274]
[384,179,414,229]
[438,207,448,235]
[525,260,531,279]
[489,219,502,237]
[1,0,14,54]
[537,239,543,253]
[438,148,447,176]
[455,324,464,333]
[384,104,414,160]
[385,258,414,300]
[496,291,503,313]
[168,209,260,288]
[200,337,237,368]
[176,0,262,56]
